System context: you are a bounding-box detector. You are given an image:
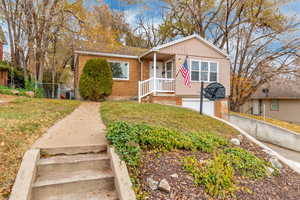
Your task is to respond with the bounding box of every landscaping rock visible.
[11,89,19,95]
[170,173,178,178]
[230,138,241,146]
[262,149,274,155]
[270,157,283,169]
[25,91,35,98]
[158,178,171,193]
[266,167,275,176]
[147,177,158,190]
[237,134,244,141]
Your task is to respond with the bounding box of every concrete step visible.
[32,188,118,200]
[32,169,115,199]
[40,144,107,155]
[37,153,110,176]
[154,93,176,97]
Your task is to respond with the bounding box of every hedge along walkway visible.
[33,102,107,150]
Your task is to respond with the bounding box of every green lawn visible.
[101,101,239,137]
[0,97,80,199]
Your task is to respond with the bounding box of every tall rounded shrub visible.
[79,58,113,101]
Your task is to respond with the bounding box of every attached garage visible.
[182,98,215,116]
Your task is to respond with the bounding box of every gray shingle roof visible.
[252,77,300,99]
[75,41,148,56]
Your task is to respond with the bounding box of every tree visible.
[157,0,300,111]
[79,58,113,101]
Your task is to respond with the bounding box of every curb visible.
[108,146,136,200]
[9,149,40,200]
[212,116,300,174]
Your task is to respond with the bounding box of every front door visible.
[150,62,164,78]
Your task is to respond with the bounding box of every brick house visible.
[74,34,231,117]
[0,26,8,86]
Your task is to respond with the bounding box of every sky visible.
[2,0,300,56]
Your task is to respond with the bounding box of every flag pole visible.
[200,81,204,115]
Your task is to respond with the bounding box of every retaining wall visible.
[227,114,300,152]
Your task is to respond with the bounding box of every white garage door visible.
[182,98,215,116]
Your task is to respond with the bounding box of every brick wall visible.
[76,55,141,98]
[0,71,8,86]
[0,43,3,61]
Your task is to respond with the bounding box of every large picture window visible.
[109,61,129,80]
[191,60,218,82]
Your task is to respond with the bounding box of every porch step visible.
[154,93,176,97]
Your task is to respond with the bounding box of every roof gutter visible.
[74,50,139,59]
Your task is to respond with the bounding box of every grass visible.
[101,101,239,136]
[231,112,300,134]
[0,97,80,199]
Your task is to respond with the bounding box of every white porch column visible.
[153,52,157,94]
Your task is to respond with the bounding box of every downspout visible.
[138,56,143,103]
[73,53,79,99]
[138,56,143,81]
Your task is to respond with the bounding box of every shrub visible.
[79,58,112,101]
[223,147,269,179]
[182,155,237,198]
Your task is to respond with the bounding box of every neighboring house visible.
[0,26,8,86]
[74,34,231,117]
[241,78,300,124]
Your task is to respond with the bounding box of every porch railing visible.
[138,77,175,102]
[156,78,175,92]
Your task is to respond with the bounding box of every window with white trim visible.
[109,61,129,80]
[165,61,173,78]
[191,60,218,82]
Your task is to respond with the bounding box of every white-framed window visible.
[165,61,173,78]
[270,100,279,111]
[108,61,129,80]
[190,60,218,82]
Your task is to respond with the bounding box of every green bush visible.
[79,58,112,101]
[223,147,269,179]
[182,155,237,198]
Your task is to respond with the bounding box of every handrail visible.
[138,77,175,103]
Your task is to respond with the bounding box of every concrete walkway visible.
[33,102,107,151]
[28,102,119,200]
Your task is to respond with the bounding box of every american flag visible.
[178,57,191,87]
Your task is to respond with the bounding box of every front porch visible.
[138,51,176,102]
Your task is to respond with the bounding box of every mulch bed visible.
[137,137,300,200]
